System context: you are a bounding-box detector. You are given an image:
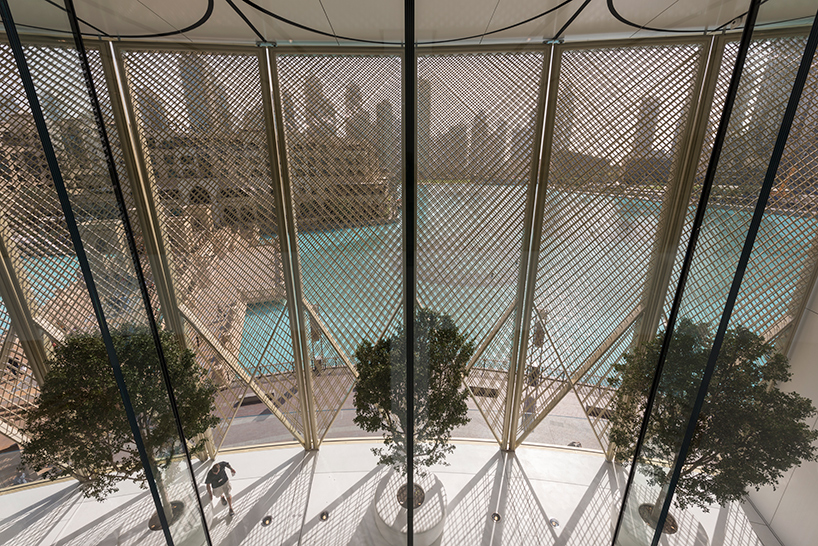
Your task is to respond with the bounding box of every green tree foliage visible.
[353,309,474,475]
[21,328,219,501]
[609,318,818,511]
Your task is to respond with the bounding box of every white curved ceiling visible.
[4,0,816,45]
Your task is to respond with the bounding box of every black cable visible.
[404,0,416,541]
[417,0,574,45]
[240,0,574,46]
[607,0,774,35]
[610,0,762,544]
[551,0,593,41]
[18,0,806,44]
[648,9,818,546]
[0,2,176,545]
[63,1,215,543]
[42,0,110,36]
[240,0,392,44]
[224,0,265,42]
[25,0,214,39]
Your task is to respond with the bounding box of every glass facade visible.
[1,1,817,545]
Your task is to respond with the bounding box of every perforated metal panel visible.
[665,35,818,345]
[0,330,39,441]
[22,43,150,331]
[183,319,247,451]
[415,52,544,441]
[660,41,742,326]
[519,42,705,445]
[465,308,517,442]
[732,37,818,341]
[0,44,94,340]
[121,48,304,443]
[276,53,403,440]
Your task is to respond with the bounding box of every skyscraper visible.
[469,110,490,179]
[304,74,337,137]
[632,95,659,157]
[345,82,371,144]
[179,55,231,134]
[433,122,468,179]
[418,78,431,178]
[134,87,168,132]
[375,99,398,173]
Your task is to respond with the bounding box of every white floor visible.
[0,440,779,546]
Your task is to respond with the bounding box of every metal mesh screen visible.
[415,52,544,441]
[0,44,93,339]
[465,308,517,441]
[244,301,303,435]
[184,320,247,451]
[0,330,39,441]
[21,43,144,331]
[416,52,541,340]
[276,53,402,437]
[84,48,168,322]
[661,42,742,323]
[303,307,356,441]
[521,42,704,445]
[121,49,303,441]
[732,38,818,341]
[665,36,818,346]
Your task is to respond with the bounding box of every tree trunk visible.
[151,458,175,521]
[650,481,670,526]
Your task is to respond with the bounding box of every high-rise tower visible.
[375,99,398,173]
[179,55,231,134]
[418,78,431,178]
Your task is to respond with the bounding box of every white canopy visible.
[5,0,815,46]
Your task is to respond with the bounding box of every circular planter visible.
[148,501,185,531]
[374,472,446,546]
[612,498,707,546]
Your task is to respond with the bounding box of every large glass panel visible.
[120,47,302,452]
[0,3,210,545]
[276,52,403,443]
[613,25,817,546]
[530,40,705,453]
[416,51,544,445]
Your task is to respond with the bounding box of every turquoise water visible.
[21,255,80,307]
[14,187,818,376]
[239,301,294,374]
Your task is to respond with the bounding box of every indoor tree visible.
[353,308,474,477]
[608,318,818,529]
[21,327,219,502]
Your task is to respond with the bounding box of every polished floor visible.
[0,440,778,546]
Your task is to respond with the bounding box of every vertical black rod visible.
[0,3,176,545]
[649,12,818,546]
[63,1,213,544]
[610,0,761,544]
[403,0,416,541]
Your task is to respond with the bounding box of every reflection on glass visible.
[609,320,817,527]
[21,328,219,504]
[0,4,816,544]
[614,26,818,546]
[354,308,471,544]
[0,1,213,544]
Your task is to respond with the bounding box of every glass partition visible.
[0,2,817,544]
[0,1,211,545]
[613,18,818,546]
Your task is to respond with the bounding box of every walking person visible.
[205,461,236,516]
